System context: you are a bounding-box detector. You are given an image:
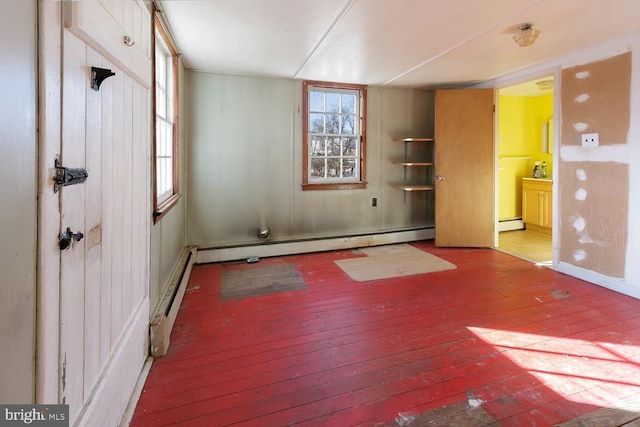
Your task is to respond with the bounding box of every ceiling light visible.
[513,24,541,47]
[536,80,554,90]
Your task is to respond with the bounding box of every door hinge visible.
[54,159,88,192]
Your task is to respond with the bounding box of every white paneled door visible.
[56,1,152,424]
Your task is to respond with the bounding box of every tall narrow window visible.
[303,81,367,190]
[153,14,179,221]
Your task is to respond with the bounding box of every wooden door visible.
[434,89,494,247]
[57,1,151,424]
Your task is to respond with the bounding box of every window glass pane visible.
[156,118,173,200]
[305,83,364,186]
[310,135,326,156]
[342,158,357,178]
[165,59,173,118]
[342,115,355,134]
[309,113,325,133]
[329,137,341,156]
[155,47,165,84]
[327,158,340,177]
[310,158,325,178]
[156,87,166,119]
[341,94,356,114]
[309,91,324,112]
[342,137,357,155]
[326,92,340,113]
[326,113,339,134]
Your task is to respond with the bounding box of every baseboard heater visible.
[196,228,435,264]
[150,246,197,358]
[149,228,433,357]
[499,218,524,232]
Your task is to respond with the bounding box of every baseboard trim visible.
[557,262,640,300]
[150,246,197,358]
[498,219,524,232]
[196,228,435,264]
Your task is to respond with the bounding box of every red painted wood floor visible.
[131,241,640,426]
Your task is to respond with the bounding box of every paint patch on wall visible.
[561,52,631,146]
[574,94,589,103]
[559,161,628,278]
[574,188,587,201]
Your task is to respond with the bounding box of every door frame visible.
[36,0,64,404]
[493,68,561,269]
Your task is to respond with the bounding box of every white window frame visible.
[153,14,179,222]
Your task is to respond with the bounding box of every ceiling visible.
[158,0,640,89]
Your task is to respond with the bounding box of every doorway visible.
[496,77,553,265]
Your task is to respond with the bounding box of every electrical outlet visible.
[371,197,377,207]
[581,133,599,147]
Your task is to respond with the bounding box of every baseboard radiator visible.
[499,218,524,232]
[150,246,197,358]
[149,228,434,357]
[196,228,435,264]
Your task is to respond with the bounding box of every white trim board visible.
[196,228,435,264]
[150,246,197,357]
[558,262,640,300]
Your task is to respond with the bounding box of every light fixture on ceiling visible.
[536,79,554,90]
[513,24,541,47]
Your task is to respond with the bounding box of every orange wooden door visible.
[434,89,495,247]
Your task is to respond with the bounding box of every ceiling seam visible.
[382,0,545,86]
[292,0,359,80]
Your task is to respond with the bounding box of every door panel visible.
[59,32,150,426]
[60,32,88,419]
[434,89,494,247]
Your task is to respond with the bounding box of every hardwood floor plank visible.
[131,242,640,426]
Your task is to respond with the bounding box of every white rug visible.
[334,244,457,282]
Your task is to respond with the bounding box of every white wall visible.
[186,72,435,248]
[0,0,37,403]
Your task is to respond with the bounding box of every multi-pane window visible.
[303,81,366,190]
[153,15,179,221]
[155,36,172,202]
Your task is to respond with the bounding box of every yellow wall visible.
[498,93,553,220]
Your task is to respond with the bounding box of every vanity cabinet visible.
[522,178,552,234]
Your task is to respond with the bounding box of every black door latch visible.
[54,159,88,192]
[59,227,84,250]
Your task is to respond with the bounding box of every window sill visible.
[302,182,366,191]
[153,193,181,223]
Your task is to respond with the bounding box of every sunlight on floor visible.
[468,326,640,411]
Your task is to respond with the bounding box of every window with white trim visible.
[153,14,179,221]
[302,81,366,190]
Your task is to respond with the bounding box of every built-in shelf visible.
[390,137,435,200]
